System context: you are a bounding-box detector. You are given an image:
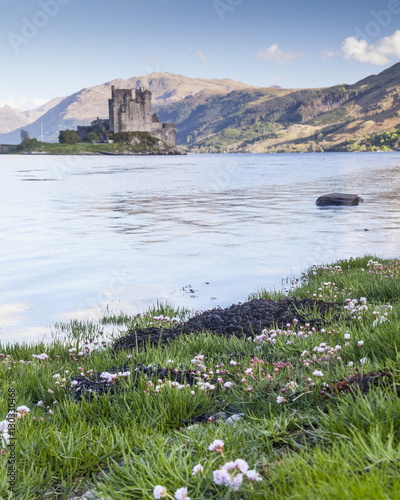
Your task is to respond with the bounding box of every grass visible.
[9,134,172,155]
[1,255,400,499]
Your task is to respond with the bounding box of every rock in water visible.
[316,193,364,206]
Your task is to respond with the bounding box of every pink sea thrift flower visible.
[222,461,237,472]
[209,439,224,452]
[153,485,167,498]
[234,459,249,473]
[213,469,232,486]
[246,470,263,481]
[192,464,204,476]
[32,353,48,361]
[174,487,190,500]
[231,473,244,491]
[16,406,30,415]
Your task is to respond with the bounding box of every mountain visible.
[0,106,30,134]
[156,62,400,152]
[1,65,400,151]
[0,73,256,144]
[22,97,65,124]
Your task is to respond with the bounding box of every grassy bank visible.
[7,134,176,155]
[1,256,400,499]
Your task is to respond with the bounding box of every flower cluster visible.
[152,315,181,325]
[32,353,49,361]
[191,354,206,371]
[364,259,400,278]
[344,297,368,319]
[153,439,262,498]
[153,485,189,499]
[372,304,393,326]
[209,439,262,491]
[100,371,131,383]
[252,322,317,344]
[1,406,30,448]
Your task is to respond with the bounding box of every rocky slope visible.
[156,63,400,152]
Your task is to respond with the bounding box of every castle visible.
[77,86,176,147]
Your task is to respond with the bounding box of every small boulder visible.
[316,193,364,207]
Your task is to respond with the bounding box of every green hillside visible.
[156,63,400,153]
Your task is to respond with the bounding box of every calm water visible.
[1,152,400,343]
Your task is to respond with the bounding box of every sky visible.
[1,0,400,110]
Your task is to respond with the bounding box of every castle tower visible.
[108,86,152,133]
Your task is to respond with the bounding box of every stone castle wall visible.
[76,86,177,147]
[152,123,177,148]
[109,87,152,133]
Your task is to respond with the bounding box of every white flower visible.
[53,374,61,379]
[192,464,204,476]
[222,461,237,472]
[37,401,44,407]
[344,334,351,340]
[223,382,234,389]
[312,370,324,378]
[229,360,237,366]
[360,357,367,364]
[213,469,232,486]
[174,487,190,500]
[276,396,286,404]
[234,459,249,473]
[231,473,244,491]
[347,361,354,367]
[16,406,30,415]
[68,348,76,353]
[357,340,364,346]
[209,439,224,452]
[153,485,167,499]
[32,353,48,361]
[100,372,117,383]
[244,368,252,375]
[246,469,263,481]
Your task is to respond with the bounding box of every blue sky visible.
[1,0,400,109]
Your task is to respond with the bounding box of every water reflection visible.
[1,152,400,343]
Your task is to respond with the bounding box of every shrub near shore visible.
[1,256,400,499]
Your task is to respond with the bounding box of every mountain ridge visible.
[1,65,400,151]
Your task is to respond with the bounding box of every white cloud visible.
[195,49,208,63]
[0,303,30,326]
[257,44,305,65]
[342,30,400,65]
[321,49,340,60]
[188,46,208,63]
[0,96,50,110]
